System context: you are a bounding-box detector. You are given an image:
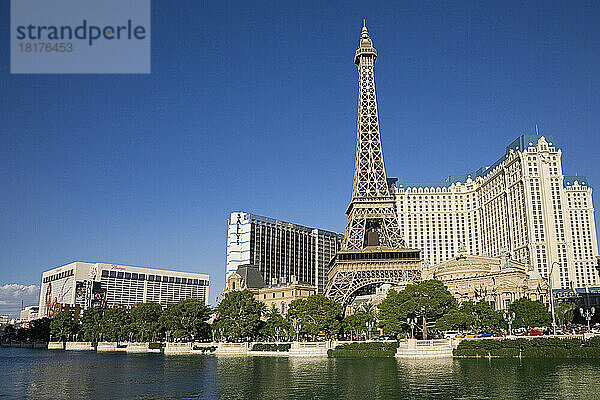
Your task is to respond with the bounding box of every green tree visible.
[31,317,51,341]
[260,306,291,341]
[509,298,551,329]
[343,312,368,338]
[287,295,342,339]
[343,304,377,339]
[50,311,79,341]
[14,318,51,342]
[160,298,211,341]
[80,308,103,341]
[556,301,577,327]
[435,309,472,331]
[100,307,131,342]
[460,300,502,330]
[435,300,501,332]
[214,290,264,342]
[472,300,502,329]
[378,280,457,337]
[130,302,163,342]
[2,325,17,341]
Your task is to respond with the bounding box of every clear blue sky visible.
[1,1,599,310]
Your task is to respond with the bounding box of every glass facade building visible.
[226,212,343,294]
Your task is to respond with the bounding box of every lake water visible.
[1,347,600,399]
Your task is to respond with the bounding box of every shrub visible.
[327,342,399,358]
[149,342,163,349]
[328,349,397,358]
[251,343,291,352]
[334,342,398,351]
[454,337,600,358]
[193,346,217,353]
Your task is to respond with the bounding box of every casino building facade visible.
[39,262,209,317]
[226,212,343,294]
[389,134,599,289]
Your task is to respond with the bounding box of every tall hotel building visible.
[389,134,599,289]
[39,262,209,318]
[226,212,343,294]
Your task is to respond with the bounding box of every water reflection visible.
[2,348,600,400]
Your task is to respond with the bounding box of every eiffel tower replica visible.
[324,23,422,307]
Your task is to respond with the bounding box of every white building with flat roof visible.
[19,306,39,322]
[39,262,209,318]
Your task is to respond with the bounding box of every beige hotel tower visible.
[389,134,599,290]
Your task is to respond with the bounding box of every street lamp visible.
[275,327,281,342]
[365,321,375,340]
[406,317,417,339]
[503,311,516,337]
[548,261,559,336]
[292,319,302,342]
[580,307,595,332]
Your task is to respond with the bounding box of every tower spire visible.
[341,25,405,251]
[324,25,421,306]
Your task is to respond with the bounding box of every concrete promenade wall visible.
[396,339,453,359]
[289,341,330,357]
[48,342,64,350]
[127,343,150,353]
[65,342,93,351]
[214,342,248,355]
[97,342,121,352]
[164,342,193,354]
[0,341,47,348]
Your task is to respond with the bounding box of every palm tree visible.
[556,302,577,327]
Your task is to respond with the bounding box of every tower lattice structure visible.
[342,24,405,251]
[324,24,421,307]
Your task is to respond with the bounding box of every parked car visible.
[527,330,543,336]
[478,332,497,338]
[443,331,460,339]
